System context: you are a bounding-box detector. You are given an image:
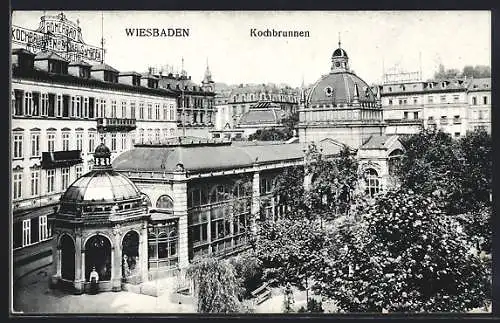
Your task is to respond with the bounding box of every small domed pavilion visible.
[50,142,150,294]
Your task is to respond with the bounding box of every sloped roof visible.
[359,135,403,152]
[91,63,119,73]
[12,48,35,56]
[468,78,491,91]
[113,139,344,173]
[238,108,286,125]
[34,50,68,62]
[69,60,91,67]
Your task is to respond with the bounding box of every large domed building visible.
[50,142,150,294]
[298,42,385,148]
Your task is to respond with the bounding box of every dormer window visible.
[428,83,433,89]
[104,71,118,83]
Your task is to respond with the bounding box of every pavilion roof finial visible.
[338,32,341,48]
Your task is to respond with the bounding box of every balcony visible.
[439,118,449,125]
[384,118,424,126]
[42,150,82,169]
[97,118,137,132]
[453,118,462,124]
[427,119,436,125]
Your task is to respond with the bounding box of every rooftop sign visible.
[11,12,104,64]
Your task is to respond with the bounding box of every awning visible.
[42,150,83,169]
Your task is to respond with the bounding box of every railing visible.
[96,118,137,131]
[41,150,82,169]
[384,118,424,125]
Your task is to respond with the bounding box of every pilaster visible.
[172,172,189,268]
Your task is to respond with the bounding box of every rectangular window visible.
[71,96,75,117]
[76,96,82,117]
[30,170,40,196]
[76,165,83,179]
[130,102,136,119]
[472,97,477,105]
[83,97,89,118]
[22,219,31,247]
[76,132,83,151]
[48,93,55,117]
[62,95,70,117]
[440,95,446,103]
[163,104,168,120]
[147,103,153,120]
[111,100,117,118]
[428,96,434,104]
[24,92,33,115]
[121,133,127,150]
[88,97,95,118]
[31,132,40,157]
[413,98,418,105]
[169,105,174,120]
[41,93,49,116]
[46,169,55,193]
[32,92,40,116]
[111,133,117,151]
[13,172,22,200]
[99,99,106,118]
[61,167,70,190]
[62,131,70,151]
[388,99,393,105]
[88,131,95,152]
[454,132,461,138]
[56,95,63,117]
[403,112,408,119]
[155,129,160,142]
[13,133,23,159]
[155,103,160,120]
[14,89,24,116]
[39,215,48,241]
[122,101,127,118]
[483,96,488,105]
[478,110,484,120]
[139,103,145,119]
[413,112,419,120]
[453,95,459,103]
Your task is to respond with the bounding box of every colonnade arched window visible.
[365,168,380,197]
[148,221,178,270]
[156,195,174,211]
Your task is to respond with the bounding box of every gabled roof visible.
[119,71,142,76]
[34,50,68,62]
[359,135,403,152]
[91,63,119,73]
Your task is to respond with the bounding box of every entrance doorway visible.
[60,234,75,281]
[85,235,112,281]
[122,231,139,281]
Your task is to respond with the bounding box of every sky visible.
[12,11,491,88]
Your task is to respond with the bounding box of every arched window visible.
[156,195,174,210]
[365,168,380,197]
[388,149,404,177]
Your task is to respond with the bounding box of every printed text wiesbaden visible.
[125,28,190,37]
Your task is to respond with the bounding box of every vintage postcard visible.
[10,10,492,315]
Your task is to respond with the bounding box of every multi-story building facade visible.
[215,83,299,130]
[467,78,491,133]
[380,77,491,136]
[150,64,216,138]
[11,48,178,280]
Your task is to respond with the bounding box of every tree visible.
[248,128,290,141]
[256,217,330,305]
[314,188,491,312]
[396,129,461,211]
[186,255,243,313]
[462,65,491,78]
[272,165,307,219]
[433,64,461,79]
[227,250,264,299]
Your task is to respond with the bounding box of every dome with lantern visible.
[58,142,145,216]
[306,41,378,108]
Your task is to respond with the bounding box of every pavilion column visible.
[172,172,188,270]
[250,170,260,234]
[73,233,84,294]
[50,234,60,288]
[140,222,149,283]
[111,229,122,292]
